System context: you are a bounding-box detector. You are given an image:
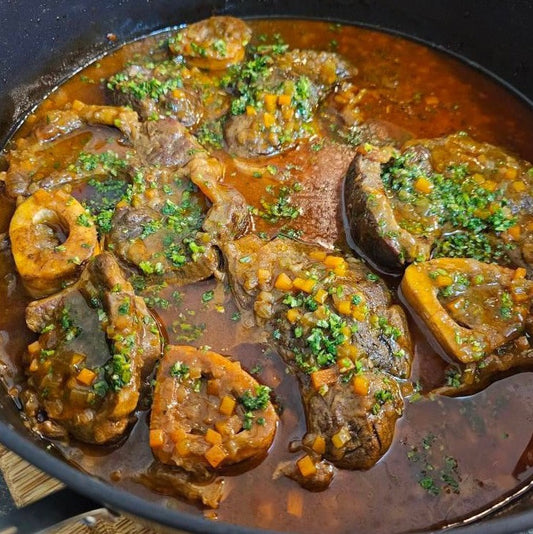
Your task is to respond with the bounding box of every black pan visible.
[0,1,532,532]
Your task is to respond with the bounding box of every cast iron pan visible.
[0,1,532,532]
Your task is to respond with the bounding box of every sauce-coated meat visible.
[1,16,533,534]
[223,234,411,480]
[402,258,533,393]
[22,252,162,444]
[345,133,533,272]
[151,345,278,471]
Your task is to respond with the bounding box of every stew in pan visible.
[0,17,532,533]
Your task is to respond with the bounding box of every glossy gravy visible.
[0,19,533,534]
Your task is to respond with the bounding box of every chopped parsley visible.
[170,361,190,380]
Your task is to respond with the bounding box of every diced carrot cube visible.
[145,188,157,200]
[286,308,301,324]
[76,368,96,386]
[324,255,345,268]
[274,272,293,291]
[483,180,497,192]
[434,274,454,288]
[29,359,39,372]
[310,367,339,390]
[263,112,275,128]
[513,267,527,280]
[175,439,190,457]
[338,344,358,361]
[508,225,522,241]
[352,375,369,396]
[149,429,165,449]
[219,395,236,416]
[297,455,317,477]
[257,268,271,285]
[331,426,351,449]
[334,264,347,277]
[309,250,327,262]
[505,167,518,180]
[281,107,294,120]
[293,277,316,293]
[512,180,527,192]
[312,435,326,454]
[287,490,303,517]
[205,428,222,445]
[246,105,257,116]
[352,307,367,321]
[170,427,187,443]
[336,300,352,315]
[27,341,41,356]
[341,326,352,338]
[205,444,228,468]
[206,379,219,396]
[264,93,277,112]
[414,176,434,194]
[70,353,84,366]
[314,288,328,304]
[277,94,291,106]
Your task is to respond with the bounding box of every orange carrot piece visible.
[274,272,293,291]
[149,429,165,449]
[205,428,223,445]
[310,367,339,390]
[219,395,236,416]
[205,444,228,468]
[297,455,317,477]
[352,375,369,396]
[312,435,326,455]
[76,368,96,386]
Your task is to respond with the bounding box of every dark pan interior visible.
[0,1,532,532]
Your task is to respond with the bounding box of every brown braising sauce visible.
[1,19,533,534]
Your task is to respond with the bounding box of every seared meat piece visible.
[402,258,533,394]
[302,370,402,470]
[139,463,224,509]
[107,163,218,287]
[169,16,252,70]
[150,345,278,474]
[21,252,162,444]
[223,235,411,475]
[134,118,204,168]
[435,341,533,397]
[9,189,99,298]
[402,258,533,363]
[344,145,432,271]
[345,133,533,272]
[107,146,250,287]
[224,50,355,157]
[188,156,250,243]
[274,458,335,492]
[107,59,229,127]
[2,101,136,198]
[106,117,249,287]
